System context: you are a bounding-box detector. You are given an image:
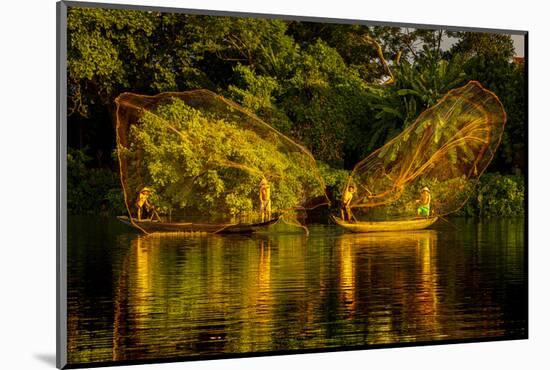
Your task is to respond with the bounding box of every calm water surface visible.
[67,217,526,365]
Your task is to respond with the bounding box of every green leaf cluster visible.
[66,8,526,217]
[128,100,325,221]
[67,148,125,215]
[457,173,525,217]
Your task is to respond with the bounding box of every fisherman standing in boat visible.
[259,178,272,222]
[416,187,431,217]
[341,185,355,222]
[135,187,161,222]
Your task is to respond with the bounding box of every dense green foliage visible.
[458,173,525,217]
[317,162,350,204]
[127,100,325,221]
[67,148,125,215]
[67,7,526,217]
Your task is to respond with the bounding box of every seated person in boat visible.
[341,185,355,222]
[416,187,431,217]
[259,178,272,222]
[135,187,161,222]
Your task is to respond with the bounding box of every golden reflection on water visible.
[111,231,445,355]
[239,238,275,352]
[338,236,355,313]
[335,230,440,344]
[68,219,524,365]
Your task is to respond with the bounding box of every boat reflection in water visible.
[65,219,522,365]
[111,233,314,361]
[335,231,442,345]
[67,219,527,364]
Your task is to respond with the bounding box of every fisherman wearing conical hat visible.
[259,178,272,222]
[341,184,355,222]
[135,187,160,221]
[416,186,431,217]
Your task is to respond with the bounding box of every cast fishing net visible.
[115,89,329,228]
[344,81,506,220]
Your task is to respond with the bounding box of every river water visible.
[66,216,526,365]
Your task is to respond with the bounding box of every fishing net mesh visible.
[345,81,506,220]
[115,89,329,226]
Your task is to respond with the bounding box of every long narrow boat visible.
[331,215,438,233]
[117,215,280,235]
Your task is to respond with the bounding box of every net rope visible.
[115,89,329,230]
[343,81,506,220]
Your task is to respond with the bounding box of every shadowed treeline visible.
[66,7,525,216]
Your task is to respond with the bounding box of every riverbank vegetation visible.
[69,145,524,218]
[66,8,525,217]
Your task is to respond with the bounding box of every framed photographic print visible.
[57,1,528,368]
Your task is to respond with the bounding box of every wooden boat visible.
[331,215,438,233]
[117,215,280,235]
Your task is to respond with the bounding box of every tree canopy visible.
[67,6,525,187]
[116,90,329,222]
